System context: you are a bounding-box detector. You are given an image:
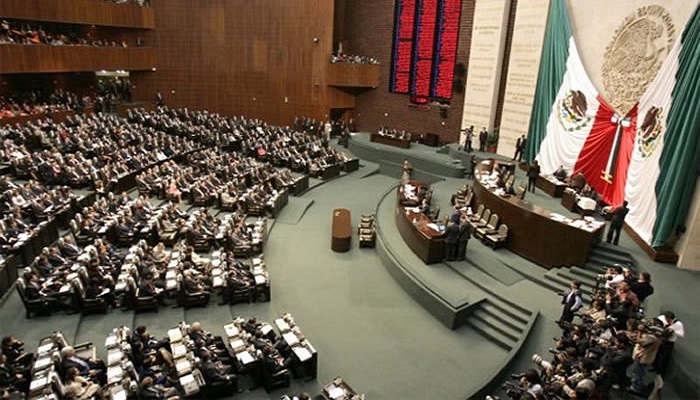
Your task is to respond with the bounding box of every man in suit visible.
[60,346,106,385]
[444,221,460,262]
[513,135,526,161]
[199,351,238,390]
[457,217,471,261]
[527,160,540,193]
[478,127,488,152]
[606,200,629,245]
[559,280,583,324]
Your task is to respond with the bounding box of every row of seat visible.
[357,213,376,248]
[468,204,508,249]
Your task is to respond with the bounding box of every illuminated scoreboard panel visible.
[390,0,463,100]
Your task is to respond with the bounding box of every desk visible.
[343,158,360,173]
[331,209,352,252]
[395,206,445,264]
[561,189,577,212]
[370,133,411,149]
[472,174,604,268]
[537,175,567,198]
[322,377,363,400]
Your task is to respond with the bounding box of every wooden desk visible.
[537,175,567,198]
[370,133,411,149]
[331,209,352,252]
[561,189,577,212]
[395,197,445,264]
[472,177,604,268]
[343,158,360,173]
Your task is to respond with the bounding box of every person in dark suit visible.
[444,221,460,261]
[513,135,526,161]
[199,351,238,390]
[606,201,629,245]
[527,160,540,193]
[457,217,471,261]
[60,346,106,385]
[138,376,179,400]
[478,127,488,152]
[559,280,583,324]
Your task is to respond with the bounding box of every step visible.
[594,243,636,258]
[544,269,575,287]
[466,316,514,352]
[588,252,635,267]
[555,270,595,296]
[557,268,597,288]
[470,309,521,343]
[479,302,527,334]
[482,299,530,326]
[569,265,601,281]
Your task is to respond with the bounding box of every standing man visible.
[606,200,629,245]
[478,127,488,152]
[527,160,540,193]
[464,126,474,152]
[559,280,583,324]
[444,221,460,261]
[457,216,471,261]
[629,323,662,395]
[653,311,684,378]
[513,135,526,161]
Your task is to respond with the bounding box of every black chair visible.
[177,277,210,309]
[126,276,159,313]
[69,219,92,246]
[15,277,54,318]
[70,278,109,315]
[263,368,291,393]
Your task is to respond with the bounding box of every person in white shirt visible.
[603,265,625,290]
[653,311,684,377]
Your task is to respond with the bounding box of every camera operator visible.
[599,335,633,390]
[579,300,607,323]
[518,369,544,399]
[630,272,654,304]
[600,265,625,291]
[653,311,684,378]
[628,323,662,395]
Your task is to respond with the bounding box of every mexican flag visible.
[527,0,700,249]
[626,6,700,247]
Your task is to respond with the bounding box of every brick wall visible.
[342,0,476,143]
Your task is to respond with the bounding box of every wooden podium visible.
[331,209,352,252]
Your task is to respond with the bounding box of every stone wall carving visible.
[602,5,675,115]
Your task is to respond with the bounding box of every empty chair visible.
[358,214,376,248]
[484,224,509,249]
[469,208,491,231]
[475,213,499,240]
[468,204,485,223]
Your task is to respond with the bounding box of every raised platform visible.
[348,133,466,178]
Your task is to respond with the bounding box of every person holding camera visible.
[653,311,684,378]
[628,323,662,395]
[559,280,583,325]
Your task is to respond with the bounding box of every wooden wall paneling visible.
[0,45,156,73]
[0,0,155,28]
[131,0,335,127]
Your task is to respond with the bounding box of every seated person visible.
[138,376,180,400]
[568,172,586,192]
[63,366,101,400]
[60,346,107,385]
[553,165,568,181]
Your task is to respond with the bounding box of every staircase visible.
[542,243,637,301]
[465,298,533,352]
